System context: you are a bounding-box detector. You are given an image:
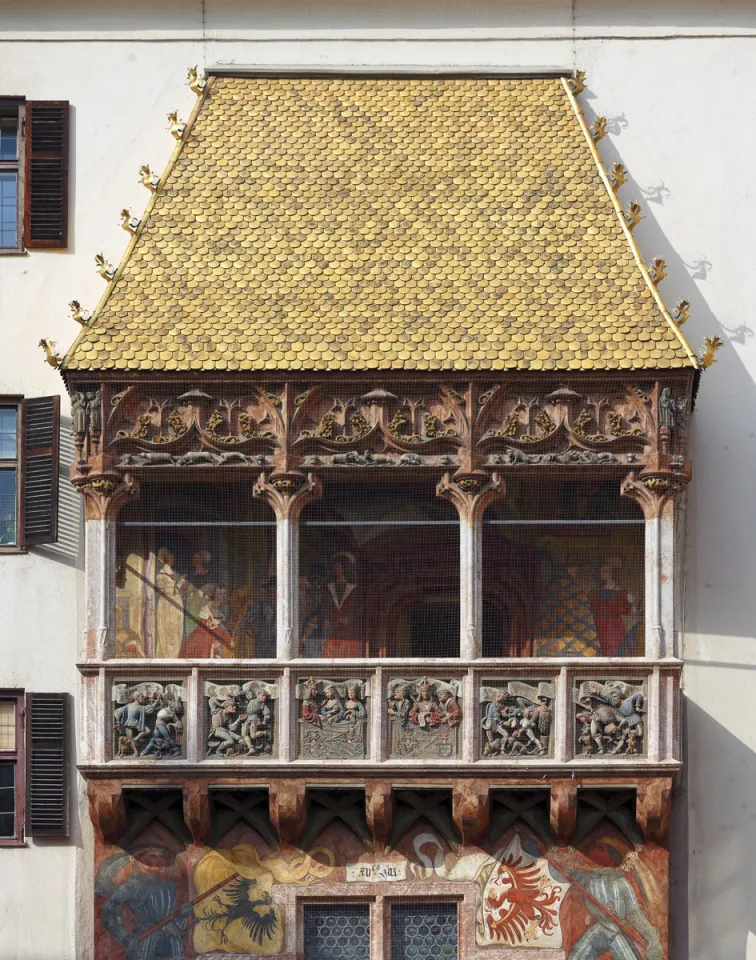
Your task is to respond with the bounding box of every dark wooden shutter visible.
[20,396,60,546]
[23,101,69,249]
[25,693,69,838]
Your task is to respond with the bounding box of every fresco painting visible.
[94,816,666,959]
[115,495,276,659]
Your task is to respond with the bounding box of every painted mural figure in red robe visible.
[322,553,363,658]
[179,585,234,658]
[590,560,639,657]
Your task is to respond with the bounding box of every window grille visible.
[303,903,370,960]
[391,902,458,960]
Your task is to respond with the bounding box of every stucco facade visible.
[0,2,754,958]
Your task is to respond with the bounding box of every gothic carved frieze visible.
[112,680,187,760]
[575,678,647,758]
[205,680,277,758]
[475,383,656,466]
[387,677,462,760]
[480,680,555,758]
[67,376,694,484]
[297,677,369,760]
[292,383,467,467]
[106,385,284,463]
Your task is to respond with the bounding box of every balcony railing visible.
[77,658,681,771]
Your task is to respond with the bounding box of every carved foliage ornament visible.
[108,386,282,462]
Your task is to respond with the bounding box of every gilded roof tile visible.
[64,76,697,372]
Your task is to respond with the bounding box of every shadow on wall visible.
[680,698,756,960]
[578,90,756,645]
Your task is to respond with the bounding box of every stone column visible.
[254,472,321,660]
[76,474,139,661]
[437,473,504,659]
[620,472,686,659]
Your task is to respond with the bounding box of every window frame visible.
[0,689,25,847]
[0,395,22,553]
[0,98,26,255]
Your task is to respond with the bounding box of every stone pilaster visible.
[253,472,322,660]
[436,472,504,659]
[621,471,688,658]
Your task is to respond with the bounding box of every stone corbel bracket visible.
[87,780,127,845]
[270,779,306,846]
[73,469,139,521]
[620,470,688,519]
[637,777,673,844]
[436,471,504,523]
[253,471,322,520]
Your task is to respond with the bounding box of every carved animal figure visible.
[120,209,140,234]
[215,452,250,465]
[202,877,277,946]
[176,450,218,466]
[140,452,176,465]
[187,65,207,95]
[167,111,186,139]
[69,300,91,325]
[95,253,116,280]
[700,336,724,369]
[139,164,160,191]
[39,339,61,368]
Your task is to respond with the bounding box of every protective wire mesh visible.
[115,482,275,658]
[299,482,459,658]
[391,902,459,960]
[303,903,370,960]
[483,479,645,657]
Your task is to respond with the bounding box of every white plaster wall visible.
[0,1,754,957]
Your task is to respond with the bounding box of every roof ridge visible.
[62,75,215,370]
[560,77,699,370]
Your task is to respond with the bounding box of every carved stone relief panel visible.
[574,678,647,758]
[388,677,462,760]
[297,677,369,760]
[205,680,277,759]
[480,680,555,758]
[107,385,283,466]
[293,383,466,468]
[476,382,656,467]
[112,680,187,759]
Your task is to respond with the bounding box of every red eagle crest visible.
[484,855,562,944]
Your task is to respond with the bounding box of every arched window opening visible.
[482,479,644,657]
[299,481,460,658]
[114,482,276,659]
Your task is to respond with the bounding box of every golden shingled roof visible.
[64,75,697,372]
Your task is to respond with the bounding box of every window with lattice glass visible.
[0,693,23,843]
[391,902,458,960]
[0,108,19,249]
[303,903,370,960]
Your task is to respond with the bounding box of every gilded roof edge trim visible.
[61,77,216,370]
[560,77,700,371]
